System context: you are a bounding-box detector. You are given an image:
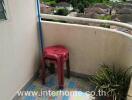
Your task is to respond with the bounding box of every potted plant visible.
[89,64,132,100]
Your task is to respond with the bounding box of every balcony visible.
[41,15,132,100]
[0,1,132,100]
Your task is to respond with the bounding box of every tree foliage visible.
[40,0,127,13]
[67,0,111,13]
[55,8,69,16]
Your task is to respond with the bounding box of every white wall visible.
[42,21,132,75]
[0,0,40,100]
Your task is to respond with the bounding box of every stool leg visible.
[56,59,64,89]
[60,60,64,89]
[66,57,70,78]
[41,57,46,85]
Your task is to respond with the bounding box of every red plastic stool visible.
[41,45,70,89]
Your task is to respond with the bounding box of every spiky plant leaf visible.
[88,64,132,100]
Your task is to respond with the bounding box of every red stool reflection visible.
[41,45,70,89]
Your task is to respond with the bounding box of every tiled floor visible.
[17,74,95,100]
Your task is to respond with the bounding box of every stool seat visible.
[41,45,70,89]
[44,45,68,61]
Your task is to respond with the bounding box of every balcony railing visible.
[41,15,132,74]
[41,14,132,34]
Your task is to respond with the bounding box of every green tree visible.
[55,8,69,16]
[68,0,111,13]
[77,2,85,13]
[68,0,78,8]
[41,0,57,6]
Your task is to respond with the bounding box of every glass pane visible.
[0,0,6,20]
[0,12,6,19]
[0,2,4,12]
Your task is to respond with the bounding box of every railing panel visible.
[42,21,132,74]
